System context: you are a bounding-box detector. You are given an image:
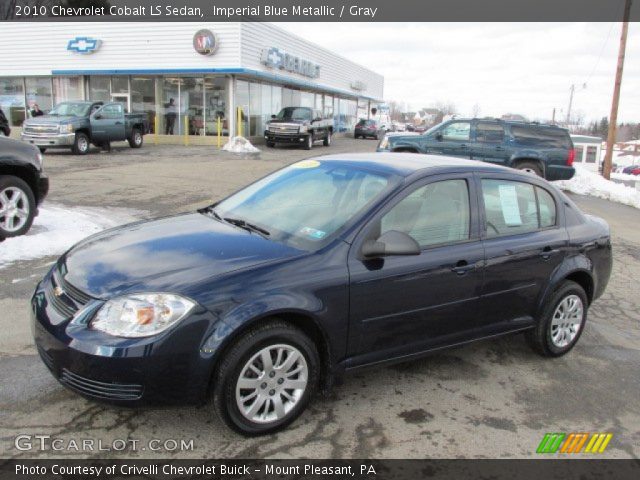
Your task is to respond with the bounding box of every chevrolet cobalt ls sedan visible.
[32,154,612,434]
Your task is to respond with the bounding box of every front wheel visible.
[323,131,332,146]
[266,141,275,148]
[526,280,588,357]
[0,176,36,239]
[128,128,143,148]
[303,134,313,150]
[213,320,319,435]
[72,132,90,155]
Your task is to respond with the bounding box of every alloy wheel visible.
[550,294,584,348]
[78,136,89,152]
[0,186,30,233]
[235,344,308,424]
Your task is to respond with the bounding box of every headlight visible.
[59,124,74,134]
[90,293,196,338]
[378,136,390,150]
[299,124,308,133]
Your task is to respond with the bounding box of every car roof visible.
[314,153,518,178]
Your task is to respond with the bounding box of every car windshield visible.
[48,102,91,117]
[422,122,444,136]
[212,160,399,250]
[275,107,312,121]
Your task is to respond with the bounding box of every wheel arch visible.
[536,257,595,320]
[510,157,546,176]
[0,165,39,202]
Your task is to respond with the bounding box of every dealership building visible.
[0,22,384,141]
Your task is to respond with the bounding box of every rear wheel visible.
[72,132,90,155]
[128,128,143,148]
[516,161,543,177]
[0,176,36,239]
[526,280,588,357]
[213,320,319,435]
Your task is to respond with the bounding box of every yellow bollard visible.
[184,115,189,146]
[217,117,221,148]
[154,116,159,145]
[236,107,243,138]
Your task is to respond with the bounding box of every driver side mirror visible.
[361,230,421,258]
[435,132,443,141]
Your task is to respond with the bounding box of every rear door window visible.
[476,123,505,143]
[481,179,557,237]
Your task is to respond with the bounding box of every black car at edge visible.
[32,153,611,435]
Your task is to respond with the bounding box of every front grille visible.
[37,345,54,371]
[44,267,95,319]
[60,369,143,400]
[268,124,299,134]
[23,124,59,136]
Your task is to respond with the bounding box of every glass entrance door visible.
[111,94,130,112]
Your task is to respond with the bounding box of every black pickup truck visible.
[21,101,148,155]
[264,107,333,150]
[0,136,49,240]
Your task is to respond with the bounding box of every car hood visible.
[269,119,305,125]
[62,212,304,299]
[25,115,79,125]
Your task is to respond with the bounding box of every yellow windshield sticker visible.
[292,160,320,169]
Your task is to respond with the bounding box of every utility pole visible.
[552,108,556,124]
[603,0,632,180]
[566,84,575,126]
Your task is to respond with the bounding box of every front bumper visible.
[546,165,575,181]
[21,133,75,148]
[264,131,307,144]
[31,271,222,406]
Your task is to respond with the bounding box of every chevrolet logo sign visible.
[67,37,101,54]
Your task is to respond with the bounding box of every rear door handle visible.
[451,260,475,275]
[540,246,559,260]
[115,121,123,125]
[495,146,504,151]
[459,144,468,149]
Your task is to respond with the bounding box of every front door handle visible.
[540,246,559,260]
[115,121,123,125]
[459,144,468,149]
[451,260,475,275]
[495,146,504,151]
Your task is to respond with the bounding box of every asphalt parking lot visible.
[1,137,638,459]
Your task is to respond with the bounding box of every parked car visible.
[354,119,384,139]
[21,101,148,155]
[264,107,333,150]
[378,118,575,181]
[622,164,640,175]
[32,154,611,435]
[0,136,49,240]
[0,107,10,137]
[414,124,429,133]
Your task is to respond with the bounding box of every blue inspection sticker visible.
[300,227,327,240]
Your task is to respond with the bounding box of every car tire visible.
[38,147,46,154]
[516,161,543,177]
[304,134,313,150]
[72,132,90,155]
[0,175,36,239]
[266,141,275,148]
[323,131,331,146]
[354,133,359,139]
[128,128,143,148]
[526,280,588,357]
[213,320,320,436]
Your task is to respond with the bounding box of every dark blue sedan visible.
[32,153,612,434]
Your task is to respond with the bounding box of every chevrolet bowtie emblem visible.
[53,286,64,297]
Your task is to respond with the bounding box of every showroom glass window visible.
[0,77,26,127]
[162,77,182,135]
[381,179,470,248]
[89,76,111,104]
[204,77,227,136]
[53,76,83,104]
[181,77,203,136]
[131,77,156,134]
[25,78,53,115]
[236,80,249,137]
[481,179,557,237]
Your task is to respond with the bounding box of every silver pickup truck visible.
[21,101,148,155]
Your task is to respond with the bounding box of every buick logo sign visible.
[193,29,218,56]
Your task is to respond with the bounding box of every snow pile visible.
[0,204,141,268]
[222,136,260,154]
[554,165,640,209]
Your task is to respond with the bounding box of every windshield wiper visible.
[223,217,271,237]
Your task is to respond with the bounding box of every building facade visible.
[0,22,383,140]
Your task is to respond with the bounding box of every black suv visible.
[0,136,49,240]
[377,118,575,181]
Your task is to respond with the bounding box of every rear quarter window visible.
[510,126,571,148]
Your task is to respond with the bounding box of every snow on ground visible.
[222,136,260,153]
[0,204,142,268]
[554,165,640,210]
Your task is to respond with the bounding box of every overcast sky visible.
[278,23,639,124]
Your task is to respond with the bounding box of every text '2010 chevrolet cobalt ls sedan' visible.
[32,153,612,434]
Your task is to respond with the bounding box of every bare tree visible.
[472,103,481,118]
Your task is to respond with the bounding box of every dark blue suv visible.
[377,118,576,181]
